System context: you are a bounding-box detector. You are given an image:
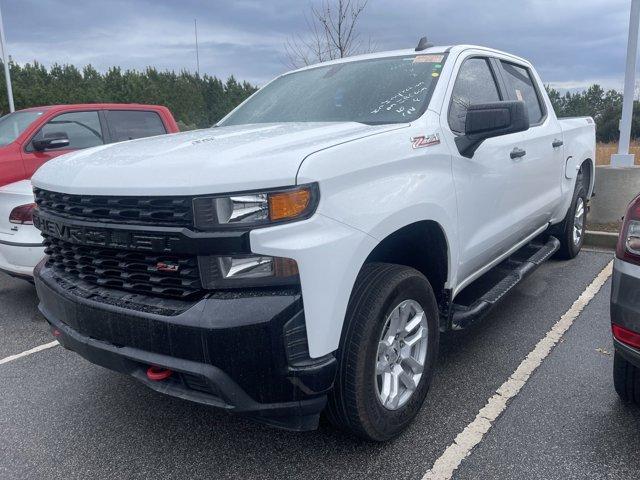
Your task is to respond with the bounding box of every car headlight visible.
[199,255,299,288]
[193,183,319,230]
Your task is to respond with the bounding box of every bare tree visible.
[285,0,372,68]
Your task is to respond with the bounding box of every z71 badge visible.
[411,134,440,149]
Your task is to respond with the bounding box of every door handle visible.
[510,147,526,159]
[552,139,564,148]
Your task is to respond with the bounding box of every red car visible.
[0,103,179,279]
[0,103,179,187]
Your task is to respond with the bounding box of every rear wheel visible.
[613,351,640,404]
[553,168,587,259]
[326,263,439,441]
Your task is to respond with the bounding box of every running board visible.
[450,236,560,330]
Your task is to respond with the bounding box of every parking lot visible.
[1,248,639,480]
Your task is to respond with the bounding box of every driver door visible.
[443,56,530,287]
[22,110,105,177]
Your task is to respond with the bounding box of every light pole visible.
[0,2,14,113]
[194,18,200,77]
[612,0,640,167]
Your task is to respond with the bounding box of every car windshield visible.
[0,111,44,146]
[221,54,447,126]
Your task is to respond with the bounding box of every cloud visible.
[1,0,633,89]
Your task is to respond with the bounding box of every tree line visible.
[545,85,634,143]
[0,61,257,130]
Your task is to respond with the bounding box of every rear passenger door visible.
[497,60,564,225]
[104,110,168,142]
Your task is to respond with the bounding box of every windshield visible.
[0,111,44,146]
[221,54,447,126]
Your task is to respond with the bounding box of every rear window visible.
[500,62,545,124]
[106,110,167,142]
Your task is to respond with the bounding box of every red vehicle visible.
[0,103,179,187]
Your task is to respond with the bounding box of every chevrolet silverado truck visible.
[31,42,595,441]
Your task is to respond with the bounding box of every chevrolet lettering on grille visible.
[33,211,181,253]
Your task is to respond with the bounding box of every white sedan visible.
[0,180,43,280]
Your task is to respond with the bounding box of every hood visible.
[31,122,405,196]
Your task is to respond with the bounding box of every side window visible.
[500,61,544,124]
[32,111,103,150]
[448,58,501,134]
[106,110,167,142]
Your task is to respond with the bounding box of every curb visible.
[584,230,618,250]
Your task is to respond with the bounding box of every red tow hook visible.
[146,366,173,381]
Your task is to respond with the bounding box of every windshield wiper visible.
[355,120,401,126]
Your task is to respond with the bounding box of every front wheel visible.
[325,263,439,441]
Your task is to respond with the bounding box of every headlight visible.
[199,255,299,288]
[193,184,319,230]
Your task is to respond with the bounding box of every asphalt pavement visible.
[1,249,638,480]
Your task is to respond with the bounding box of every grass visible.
[595,142,640,166]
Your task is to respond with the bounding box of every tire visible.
[553,169,587,259]
[613,351,640,404]
[325,263,439,441]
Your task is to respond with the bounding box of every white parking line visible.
[423,260,614,480]
[0,341,59,366]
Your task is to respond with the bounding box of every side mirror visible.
[455,101,529,158]
[32,131,70,151]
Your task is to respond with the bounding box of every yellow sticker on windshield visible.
[413,54,444,64]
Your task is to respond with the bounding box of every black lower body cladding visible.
[34,263,337,431]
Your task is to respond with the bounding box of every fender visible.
[297,114,458,280]
[343,204,456,287]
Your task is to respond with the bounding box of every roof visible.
[288,44,531,74]
[17,103,169,113]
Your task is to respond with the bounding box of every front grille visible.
[43,234,203,299]
[34,188,193,228]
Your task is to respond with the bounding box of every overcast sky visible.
[1,0,633,91]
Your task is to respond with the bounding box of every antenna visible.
[194,18,200,77]
[415,36,433,52]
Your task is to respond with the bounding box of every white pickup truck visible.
[31,42,595,441]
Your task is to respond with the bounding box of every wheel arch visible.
[363,220,450,306]
[580,157,594,198]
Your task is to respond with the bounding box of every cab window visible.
[30,111,103,150]
[106,110,166,142]
[448,58,501,134]
[500,61,545,124]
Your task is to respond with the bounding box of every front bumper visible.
[34,263,337,431]
[611,258,640,368]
